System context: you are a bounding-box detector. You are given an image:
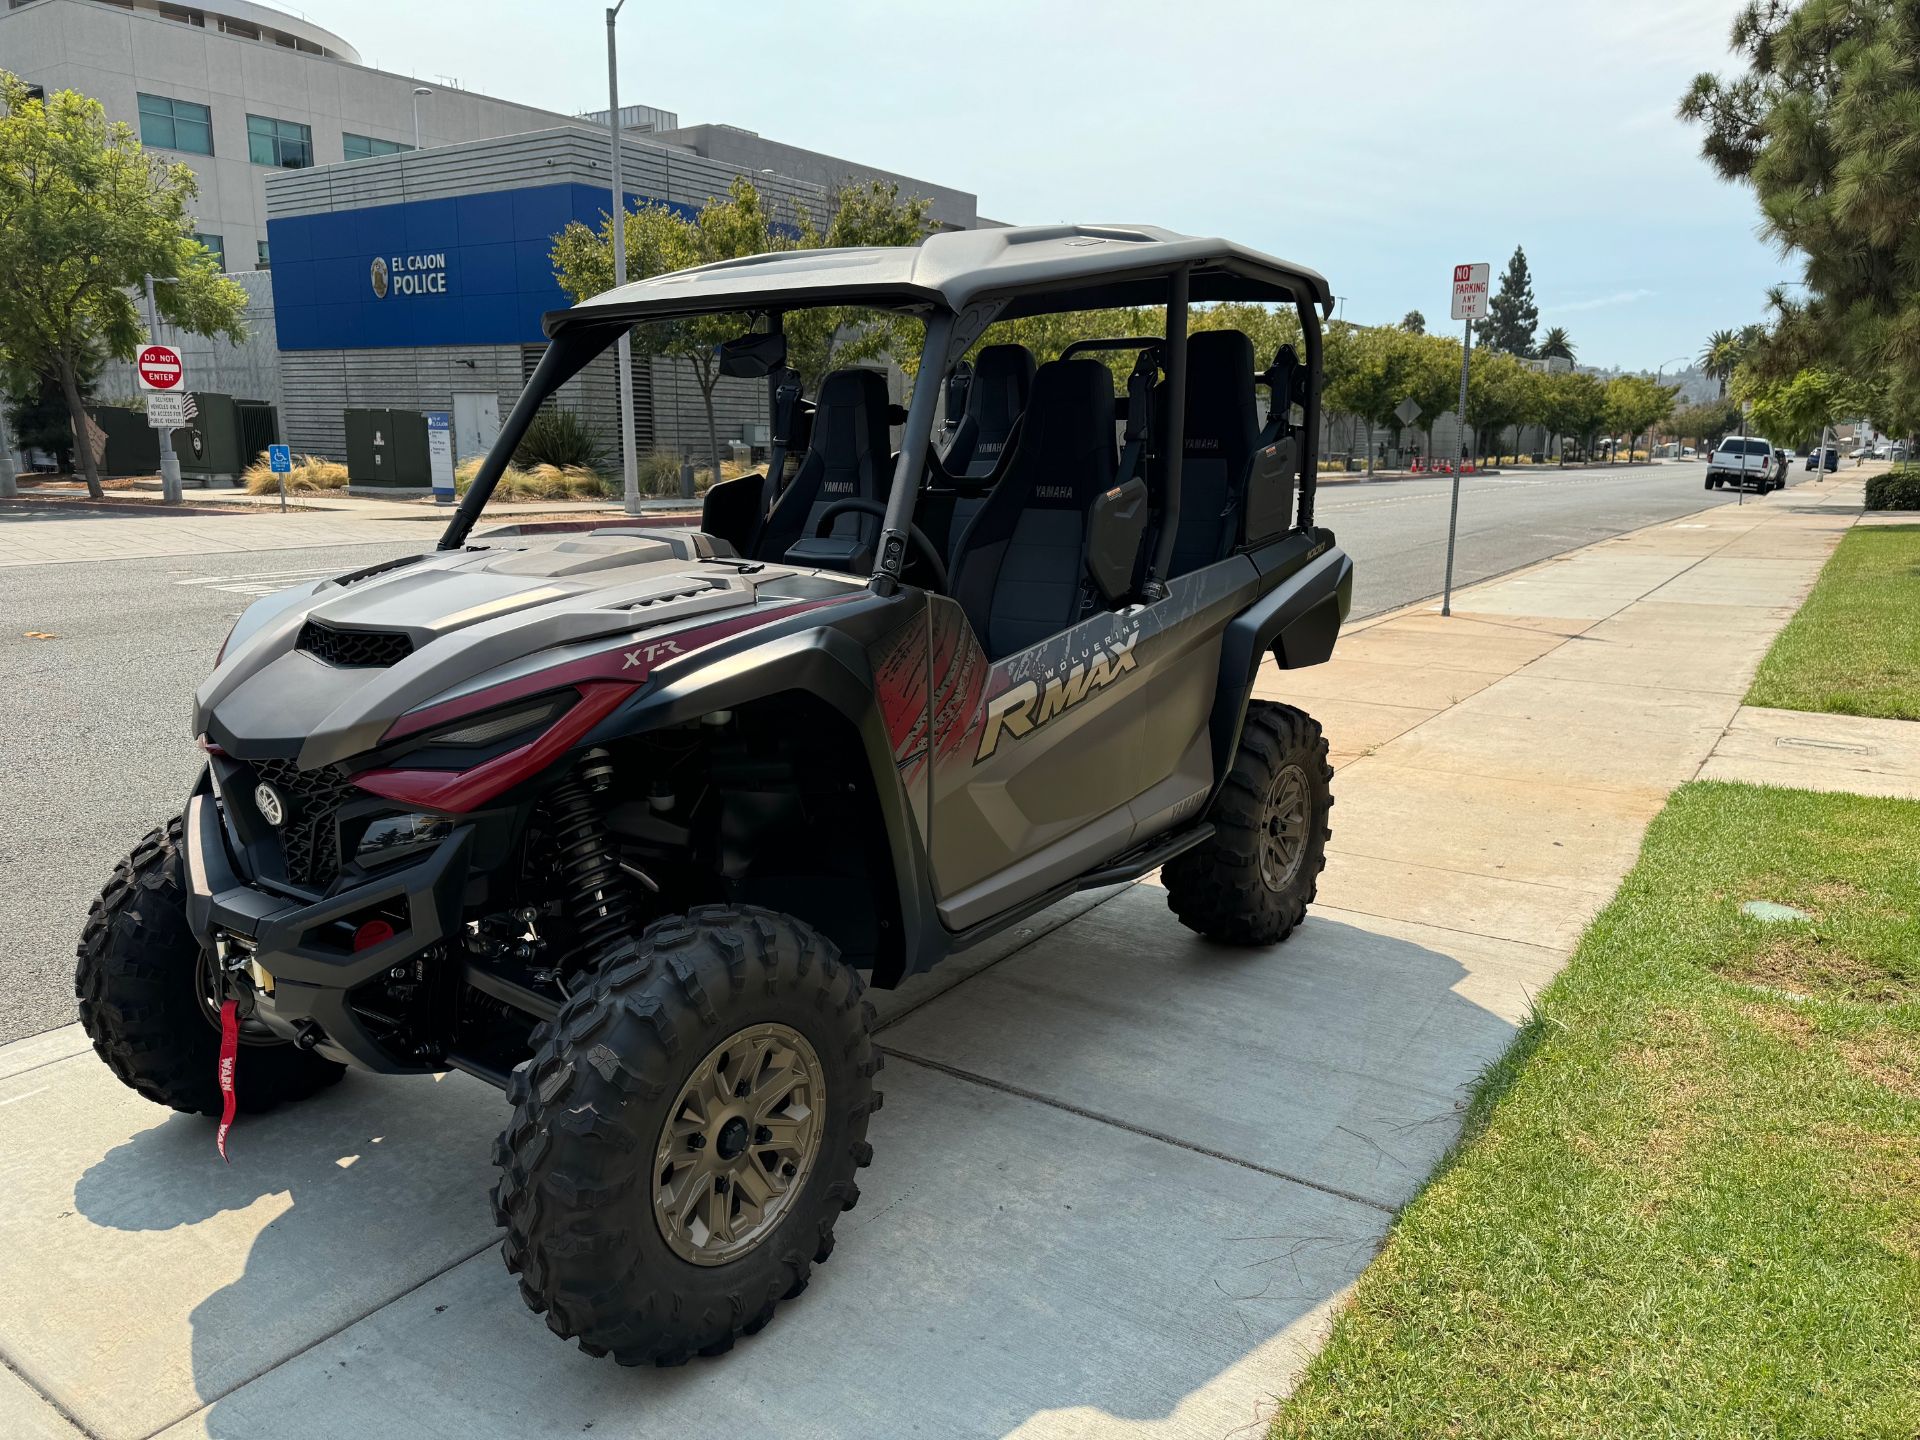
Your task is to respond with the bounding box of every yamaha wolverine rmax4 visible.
[77,225,1353,1364]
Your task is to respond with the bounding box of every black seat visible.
[944,343,1035,480]
[758,367,893,566]
[949,358,1117,658]
[1153,329,1260,577]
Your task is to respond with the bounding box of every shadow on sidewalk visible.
[65,906,1516,1438]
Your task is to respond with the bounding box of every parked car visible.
[1805,446,1839,472]
[1705,436,1782,492]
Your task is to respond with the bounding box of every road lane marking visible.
[174,566,341,597]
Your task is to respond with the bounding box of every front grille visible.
[298,620,414,668]
[253,758,355,887]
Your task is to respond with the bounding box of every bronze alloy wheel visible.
[653,1021,827,1266]
[1259,763,1311,892]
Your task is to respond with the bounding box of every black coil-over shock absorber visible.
[541,749,633,969]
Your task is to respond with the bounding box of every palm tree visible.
[1699,328,1741,397]
[1539,326,1575,362]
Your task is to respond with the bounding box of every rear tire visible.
[1164,702,1333,946]
[492,905,879,1366]
[76,820,345,1115]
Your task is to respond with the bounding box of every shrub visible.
[1865,464,1920,510]
[242,453,347,494]
[513,408,608,472]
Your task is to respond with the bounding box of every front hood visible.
[196,529,860,769]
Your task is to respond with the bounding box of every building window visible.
[195,233,225,270]
[256,240,270,270]
[157,4,204,26]
[137,93,213,156]
[343,132,411,161]
[246,114,313,169]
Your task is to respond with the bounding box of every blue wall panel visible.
[269,182,695,352]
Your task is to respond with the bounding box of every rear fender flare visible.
[1205,545,1353,796]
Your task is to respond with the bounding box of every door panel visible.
[452,391,501,464]
[925,557,1260,929]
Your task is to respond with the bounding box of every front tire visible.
[76,820,346,1115]
[492,905,879,1365]
[1164,702,1333,946]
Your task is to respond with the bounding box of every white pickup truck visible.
[1705,436,1783,492]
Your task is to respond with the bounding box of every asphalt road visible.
[0,461,1821,1044]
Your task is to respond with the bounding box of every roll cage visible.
[439,224,1332,589]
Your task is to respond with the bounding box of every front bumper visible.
[181,781,472,1072]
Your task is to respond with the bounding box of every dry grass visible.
[241,454,347,494]
[453,457,612,501]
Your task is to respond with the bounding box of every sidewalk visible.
[0,494,699,568]
[0,479,1863,1440]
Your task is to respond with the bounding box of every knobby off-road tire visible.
[492,904,880,1365]
[1164,701,1333,946]
[75,820,345,1115]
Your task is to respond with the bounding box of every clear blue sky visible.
[324,0,1786,373]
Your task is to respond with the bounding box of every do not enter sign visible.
[136,344,184,392]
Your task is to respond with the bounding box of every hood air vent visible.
[298,620,415,668]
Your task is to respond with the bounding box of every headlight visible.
[347,812,453,868]
[426,698,571,747]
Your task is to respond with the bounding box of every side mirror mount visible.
[716,330,788,379]
[1085,477,1150,606]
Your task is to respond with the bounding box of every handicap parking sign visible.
[267,444,292,474]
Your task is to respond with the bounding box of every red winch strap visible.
[216,999,239,1162]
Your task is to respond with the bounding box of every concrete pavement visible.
[0,478,1864,1439]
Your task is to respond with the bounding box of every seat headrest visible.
[967,344,1036,437]
[1007,358,1116,509]
[1180,329,1260,457]
[809,367,893,481]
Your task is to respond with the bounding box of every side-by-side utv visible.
[76,223,1353,1364]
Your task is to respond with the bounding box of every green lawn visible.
[1272,782,1920,1440]
[1747,525,1920,720]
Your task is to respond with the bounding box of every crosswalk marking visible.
[174,565,342,597]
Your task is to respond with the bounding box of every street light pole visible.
[411,86,432,149]
[145,273,184,505]
[607,0,640,515]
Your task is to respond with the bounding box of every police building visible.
[2,0,984,470]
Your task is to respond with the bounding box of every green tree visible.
[1478,246,1539,357]
[1400,309,1426,335]
[1734,364,1879,447]
[1697,328,1743,397]
[551,176,932,474]
[1465,350,1537,464]
[1603,374,1678,462]
[0,74,247,499]
[1539,326,1576,362]
[1669,397,1744,446]
[784,181,934,392]
[1538,370,1609,464]
[1323,324,1426,473]
[1681,0,1920,430]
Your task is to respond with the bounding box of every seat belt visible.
[1116,349,1157,489]
[1081,351,1158,618]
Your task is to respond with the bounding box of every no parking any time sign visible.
[1450,264,1490,322]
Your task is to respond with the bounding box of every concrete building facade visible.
[260,127,856,465]
[1,0,603,274]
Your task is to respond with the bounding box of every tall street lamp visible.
[607,0,640,515]
[411,86,432,149]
